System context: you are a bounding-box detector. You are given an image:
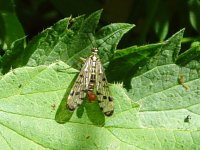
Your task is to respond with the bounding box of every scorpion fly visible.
[67,48,114,116]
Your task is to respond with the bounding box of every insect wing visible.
[96,57,114,116]
[67,57,92,111]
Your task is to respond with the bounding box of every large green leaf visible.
[0,9,134,74]
[0,9,200,149]
[127,29,185,100]
[0,61,135,149]
[126,29,200,149]
[0,29,200,149]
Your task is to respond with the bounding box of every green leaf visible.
[189,0,200,33]
[106,43,163,83]
[1,6,200,148]
[176,41,200,67]
[0,10,134,75]
[154,19,169,41]
[125,29,200,149]
[0,0,25,49]
[134,29,184,77]
[154,3,170,41]
[24,10,133,67]
[0,37,25,74]
[0,62,136,149]
[1,28,200,149]
[106,29,184,87]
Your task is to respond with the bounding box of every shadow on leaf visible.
[55,74,105,126]
[85,99,105,126]
[55,74,78,123]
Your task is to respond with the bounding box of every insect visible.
[51,104,56,110]
[178,74,189,91]
[184,115,191,123]
[66,48,114,116]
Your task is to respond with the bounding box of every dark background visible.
[3,0,200,49]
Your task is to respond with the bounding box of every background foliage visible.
[1,0,200,50]
[0,0,200,150]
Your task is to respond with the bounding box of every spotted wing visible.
[96,57,114,116]
[67,57,92,111]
